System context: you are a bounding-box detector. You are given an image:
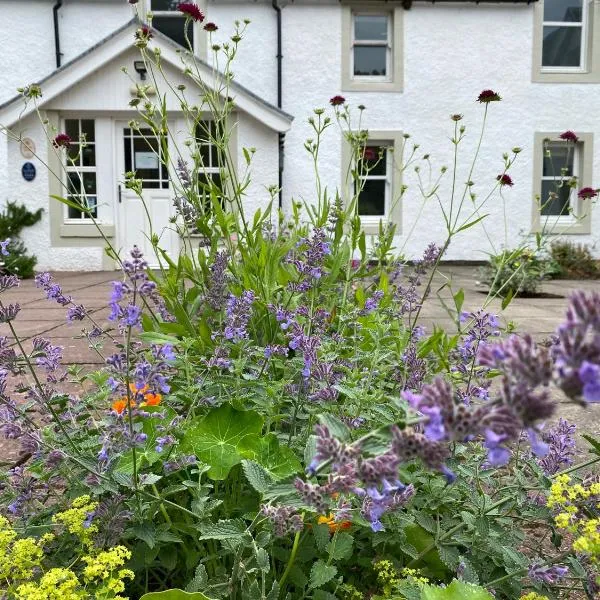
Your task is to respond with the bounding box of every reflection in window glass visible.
[354,46,387,76]
[543,0,582,23]
[542,0,585,68]
[355,16,388,41]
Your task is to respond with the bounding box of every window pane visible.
[362,146,387,176]
[81,119,95,142]
[67,143,80,164]
[543,143,575,177]
[68,203,82,219]
[542,26,582,67]
[354,15,388,41]
[81,144,96,167]
[67,172,80,195]
[544,0,582,23]
[354,46,387,76]
[358,179,386,216]
[152,0,179,11]
[541,181,572,216]
[153,16,193,48]
[82,172,96,195]
[65,119,79,140]
[133,136,160,181]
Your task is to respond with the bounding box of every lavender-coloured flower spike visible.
[537,418,576,476]
[528,563,568,585]
[0,303,20,323]
[0,275,19,292]
[0,239,10,256]
[552,290,600,403]
[221,290,256,341]
[35,272,72,306]
[286,227,331,292]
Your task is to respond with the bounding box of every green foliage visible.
[140,591,213,600]
[0,201,42,278]
[548,240,599,279]
[420,580,494,599]
[480,248,552,297]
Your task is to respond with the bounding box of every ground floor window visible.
[533,131,594,234]
[64,118,98,220]
[356,144,390,217]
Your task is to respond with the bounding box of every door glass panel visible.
[123,128,169,189]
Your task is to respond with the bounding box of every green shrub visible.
[0,201,43,278]
[480,248,552,298]
[549,240,599,279]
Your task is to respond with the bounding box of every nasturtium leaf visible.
[420,580,494,599]
[242,433,302,480]
[140,591,213,600]
[309,560,337,589]
[180,404,263,479]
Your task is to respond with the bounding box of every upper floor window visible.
[148,0,194,50]
[533,0,600,82]
[64,119,98,220]
[342,5,403,92]
[542,0,587,69]
[352,15,390,78]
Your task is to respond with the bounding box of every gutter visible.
[272,0,284,210]
[53,1,63,68]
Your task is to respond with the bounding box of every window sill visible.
[533,70,600,83]
[60,223,115,238]
[360,218,391,235]
[342,79,402,93]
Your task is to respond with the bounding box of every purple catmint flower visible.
[35,273,72,306]
[66,304,86,322]
[528,563,568,585]
[261,504,304,537]
[222,290,256,341]
[294,479,329,514]
[361,483,415,532]
[286,228,331,292]
[360,290,384,315]
[579,361,600,402]
[537,418,576,475]
[206,251,229,311]
[155,435,175,453]
[0,303,20,323]
[0,275,19,292]
[483,429,511,467]
[176,157,192,188]
[125,304,142,328]
[164,454,196,474]
[0,239,10,256]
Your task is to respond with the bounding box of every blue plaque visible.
[22,162,36,182]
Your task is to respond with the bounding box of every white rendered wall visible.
[0,0,133,105]
[206,1,600,259]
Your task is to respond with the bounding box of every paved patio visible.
[1,266,599,460]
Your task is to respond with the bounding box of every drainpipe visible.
[53,1,63,68]
[272,0,284,210]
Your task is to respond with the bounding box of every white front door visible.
[116,122,179,267]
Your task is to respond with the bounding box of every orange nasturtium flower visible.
[112,398,136,415]
[140,393,162,408]
[318,514,351,534]
[129,383,149,395]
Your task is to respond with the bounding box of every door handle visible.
[118,184,122,204]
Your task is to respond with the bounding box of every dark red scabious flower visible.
[363,147,377,161]
[128,0,139,4]
[204,22,218,32]
[329,95,346,107]
[178,2,204,22]
[496,173,514,187]
[52,133,72,149]
[477,89,502,103]
[577,187,598,200]
[559,130,579,143]
[135,25,153,40]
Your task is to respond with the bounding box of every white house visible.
[0,0,599,270]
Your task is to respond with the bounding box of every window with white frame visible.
[540,139,580,217]
[356,144,391,217]
[195,120,224,211]
[542,0,588,69]
[148,0,194,49]
[64,119,98,220]
[352,14,391,79]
